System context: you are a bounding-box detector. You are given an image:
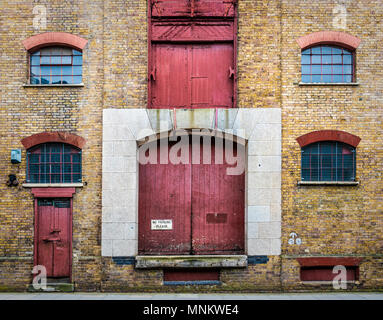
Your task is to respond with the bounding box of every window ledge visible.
[135,255,247,269]
[298,82,359,86]
[298,181,359,186]
[23,183,83,188]
[23,83,84,88]
[300,281,358,286]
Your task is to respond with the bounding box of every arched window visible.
[301,45,354,83]
[301,141,355,182]
[29,46,83,84]
[26,143,82,183]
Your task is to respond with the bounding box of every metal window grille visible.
[301,45,354,83]
[30,46,83,84]
[27,143,82,183]
[301,141,356,182]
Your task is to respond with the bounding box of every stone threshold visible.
[135,255,247,269]
[23,84,84,87]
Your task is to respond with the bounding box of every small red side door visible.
[37,199,71,277]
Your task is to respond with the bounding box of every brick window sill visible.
[23,183,84,188]
[23,83,84,88]
[298,181,359,186]
[298,82,359,86]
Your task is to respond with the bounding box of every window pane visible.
[302,55,310,64]
[62,66,72,75]
[41,56,50,64]
[73,55,82,65]
[31,56,40,65]
[322,75,332,83]
[312,65,321,74]
[51,66,61,75]
[73,76,82,84]
[332,47,342,54]
[333,65,343,74]
[62,56,72,64]
[301,65,310,74]
[31,66,40,76]
[343,65,352,74]
[312,47,321,54]
[322,65,332,74]
[302,75,311,83]
[62,76,73,84]
[312,55,321,64]
[41,66,51,75]
[73,66,82,75]
[343,55,352,64]
[41,75,51,84]
[322,47,332,54]
[52,76,62,84]
[51,56,61,64]
[30,76,40,84]
[302,49,310,55]
[333,74,343,82]
[332,55,342,64]
[343,75,352,82]
[322,55,332,64]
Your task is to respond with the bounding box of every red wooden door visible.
[37,199,71,277]
[138,137,244,255]
[138,140,192,254]
[151,43,234,108]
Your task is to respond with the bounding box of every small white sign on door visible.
[151,219,173,230]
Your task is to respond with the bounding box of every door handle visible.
[150,68,156,81]
[229,67,235,79]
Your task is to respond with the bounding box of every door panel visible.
[138,140,192,254]
[191,138,245,254]
[151,43,233,108]
[151,45,189,108]
[37,199,71,277]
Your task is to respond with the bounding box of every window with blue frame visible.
[301,45,354,83]
[30,46,83,84]
[301,141,355,181]
[27,143,82,183]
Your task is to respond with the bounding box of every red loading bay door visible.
[37,199,71,277]
[151,43,234,108]
[138,137,245,255]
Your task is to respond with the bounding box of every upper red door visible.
[151,43,234,109]
[138,137,245,255]
[37,199,71,277]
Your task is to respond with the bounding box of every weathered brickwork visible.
[1,0,382,292]
[280,0,383,290]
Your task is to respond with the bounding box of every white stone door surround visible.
[101,108,281,257]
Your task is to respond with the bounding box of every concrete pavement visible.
[1,292,383,300]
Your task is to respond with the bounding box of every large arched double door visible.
[138,136,245,255]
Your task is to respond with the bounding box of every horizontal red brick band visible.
[21,131,86,150]
[296,31,361,50]
[22,32,88,51]
[297,257,363,267]
[296,130,361,148]
[31,188,76,198]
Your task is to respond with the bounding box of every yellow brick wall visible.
[0,0,382,292]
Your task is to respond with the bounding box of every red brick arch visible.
[296,31,361,50]
[22,32,88,52]
[21,132,86,150]
[296,130,361,148]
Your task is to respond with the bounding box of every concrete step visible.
[27,282,74,292]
